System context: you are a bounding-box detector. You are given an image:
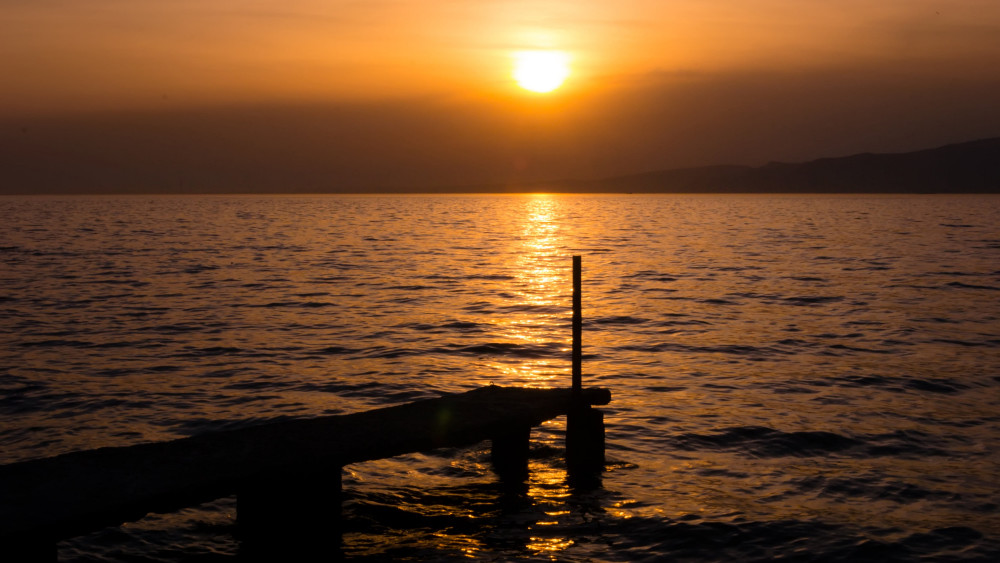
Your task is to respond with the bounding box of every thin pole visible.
[572,255,582,394]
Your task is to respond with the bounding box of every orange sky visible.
[3,0,1000,192]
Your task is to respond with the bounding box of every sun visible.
[513,51,570,93]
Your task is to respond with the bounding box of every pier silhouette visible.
[1,257,610,560]
[1,385,610,560]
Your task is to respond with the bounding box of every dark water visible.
[1,194,999,562]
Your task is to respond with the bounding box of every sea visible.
[1,194,999,562]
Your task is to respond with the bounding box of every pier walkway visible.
[0,385,610,559]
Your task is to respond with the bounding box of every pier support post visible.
[9,536,56,563]
[237,465,342,559]
[566,405,605,486]
[491,426,531,483]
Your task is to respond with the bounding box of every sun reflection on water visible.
[486,359,565,387]
[491,195,574,386]
[526,535,575,556]
[513,195,565,308]
[527,462,572,500]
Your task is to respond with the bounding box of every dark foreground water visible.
[1,194,999,562]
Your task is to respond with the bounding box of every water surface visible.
[1,194,998,561]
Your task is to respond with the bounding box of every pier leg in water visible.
[10,535,56,563]
[491,425,531,484]
[566,405,605,488]
[237,465,343,560]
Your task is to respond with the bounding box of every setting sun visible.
[513,51,570,93]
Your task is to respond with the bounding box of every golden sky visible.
[3,0,1000,191]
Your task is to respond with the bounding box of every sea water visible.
[1,194,998,561]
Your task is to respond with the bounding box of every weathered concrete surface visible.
[0,386,610,545]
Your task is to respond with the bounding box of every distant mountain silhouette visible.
[597,137,1000,193]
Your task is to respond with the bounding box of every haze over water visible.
[2,194,999,561]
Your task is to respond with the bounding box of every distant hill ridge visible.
[598,137,1000,193]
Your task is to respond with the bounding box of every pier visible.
[0,385,609,560]
[0,256,609,560]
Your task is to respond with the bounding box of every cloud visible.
[4,60,999,194]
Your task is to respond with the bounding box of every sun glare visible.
[513,51,570,93]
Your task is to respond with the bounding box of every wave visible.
[18,339,92,348]
[946,281,1000,291]
[823,374,973,394]
[667,425,959,459]
[618,342,790,357]
[605,516,993,563]
[234,301,338,308]
[668,426,863,457]
[782,295,845,306]
[591,315,650,325]
[429,341,564,359]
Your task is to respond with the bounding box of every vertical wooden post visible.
[491,425,531,483]
[566,405,605,486]
[10,536,56,562]
[238,466,342,560]
[566,254,605,486]
[572,255,582,395]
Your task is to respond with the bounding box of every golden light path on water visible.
[459,195,582,559]
[488,195,568,388]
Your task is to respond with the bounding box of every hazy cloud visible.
[4,61,998,193]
